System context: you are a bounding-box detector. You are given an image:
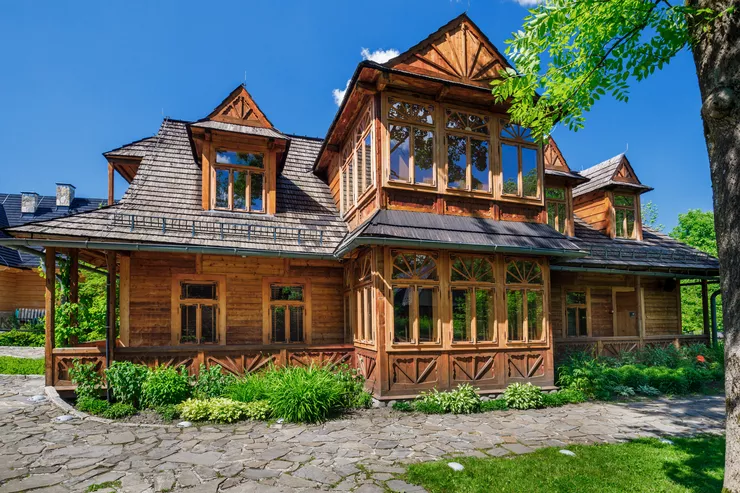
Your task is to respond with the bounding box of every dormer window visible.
[500,121,540,200]
[546,187,568,234]
[214,150,265,213]
[614,194,636,239]
[446,110,491,192]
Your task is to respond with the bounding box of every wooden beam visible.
[105,251,117,369]
[119,254,130,347]
[326,144,340,153]
[701,279,710,337]
[44,247,56,387]
[107,163,114,206]
[376,73,390,92]
[356,81,378,95]
[435,84,450,102]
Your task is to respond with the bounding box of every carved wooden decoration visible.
[356,351,377,382]
[544,139,570,171]
[206,351,278,376]
[450,353,502,387]
[386,16,508,88]
[507,353,545,380]
[390,355,439,387]
[289,350,353,368]
[208,85,273,128]
[612,157,640,184]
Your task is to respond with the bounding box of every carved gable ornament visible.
[544,139,570,171]
[612,156,640,184]
[208,85,273,128]
[386,15,509,87]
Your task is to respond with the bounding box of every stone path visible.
[0,375,725,493]
[0,346,44,359]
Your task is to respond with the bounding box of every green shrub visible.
[541,389,587,407]
[413,399,447,414]
[267,365,344,423]
[615,365,649,388]
[178,398,272,423]
[155,404,180,421]
[612,385,636,397]
[481,399,509,411]
[69,360,103,399]
[102,402,137,419]
[636,384,661,396]
[414,384,482,414]
[557,356,619,400]
[77,396,110,415]
[334,364,371,409]
[503,383,544,410]
[227,371,272,403]
[243,400,272,420]
[208,398,253,423]
[105,361,148,408]
[193,364,236,399]
[643,366,690,394]
[0,330,44,347]
[141,365,191,408]
[392,401,414,412]
[636,345,683,368]
[0,356,43,375]
[178,398,212,421]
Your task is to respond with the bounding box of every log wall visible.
[0,268,45,312]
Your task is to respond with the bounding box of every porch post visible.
[105,251,117,370]
[44,248,56,387]
[119,253,130,346]
[701,279,710,338]
[69,249,79,329]
[636,276,645,345]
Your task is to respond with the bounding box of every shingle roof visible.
[573,154,652,197]
[0,193,107,269]
[335,209,584,257]
[189,120,288,140]
[552,217,719,274]
[6,120,347,257]
[545,168,589,184]
[103,136,158,158]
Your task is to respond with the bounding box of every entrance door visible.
[614,289,638,336]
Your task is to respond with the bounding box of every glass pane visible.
[271,306,286,343]
[180,304,197,343]
[578,308,588,337]
[418,288,437,343]
[388,98,434,125]
[522,147,539,198]
[414,129,435,185]
[342,167,349,212]
[181,283,217,300]
[356,289,364,340]
[507,290,524,341]
[566,292,586,305]
[467,113,489,135]
[506,260,542,285]
[614,195,634,207]
[364,286,373,342]
[216,151,263,168]
[364,133,372,192]
[233,170,247,210]
[270,285,303,301]
[216,169,229,208]
[446,110,465,130]
[447,135,467,189]
[557,203,567,233]
[200,304,217,343]
[567,308,577,337]
[547,202,556,229]
[501,122,535,142]
[476,289,495,341]
[289,306,304,342]
[528,291,544,341]
[501,144,519,195]
[348,154,355,203]
[451,289,470,342]
[626,209,635,238]
[616,209,625,237]
[393,287,411,343]
[389,125,410,182]
[546,188,565,200]
[250,173,264,212]
[470,139,489,192]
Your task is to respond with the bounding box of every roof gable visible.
[612,155,640,184]
[544,138,570,172]
[385,14,510,88]
[207,85,273,128]
[573,154,652,197]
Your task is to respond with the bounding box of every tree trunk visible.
[689,1,740,490]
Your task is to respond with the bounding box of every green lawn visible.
[0,356,44,375]
[405,435,724,493]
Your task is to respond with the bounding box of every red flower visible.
[696,355,706,363]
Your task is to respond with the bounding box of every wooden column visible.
[636,276,645,343]
[105,251,117,367]
[69,249,79,328]
[701,279,710,337]
[119,254,130,346]
[108,163,115,205]
[44,248,56,387]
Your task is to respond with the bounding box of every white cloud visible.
[512,0,542,6]
[332,47,400,106]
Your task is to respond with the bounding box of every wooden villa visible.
[1,14,719,398]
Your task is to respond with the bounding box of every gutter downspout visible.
[711,289,722,347]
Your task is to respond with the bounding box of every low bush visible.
[414,384,482,414]
[480,399,509,411]
[77,396,110,415]
[226,371,272,403]
[392,401,414,412]
[141,365,191,408]
[193,364,236,399]
[541,388,587,407]
[335,365,373,409]
[267,366,344,423]
[69,360,103,399]
[102,402,137,419]
[178,398,271,423]
[0,330,44,347]
[0,356,43,375]
[636,384,661,396]
[612,385,636,397]
[105,361,148,408]
[155,404,180,421]
[503,383,545,410]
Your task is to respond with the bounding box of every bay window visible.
[341,104,374,215]
[214,150,265,212]
[353,252,374,344]
[450,255,497,344]
[445,109,491,192]
[500,122,540,200]
[391,251,439,344]
[546,187,568,234]
[505,260,545,342]
[387,97,436,186]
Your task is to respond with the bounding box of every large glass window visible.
[352,252,374,344]
[178,282,219,344]
[445,110,490,192]
[546,187,568,234]
[388,97,436,186]
[214,150,265,212]
[614,194,636,238]
[391,251,439,344]
[505,260,545,342]
[566,291,588,337]
[500,122,540,199]
[450,255,496,344]
[341,104,374,215]
[269,285,305,343]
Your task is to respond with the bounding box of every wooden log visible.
[107,163,114,206]
[45,248,56,386]
[106,251,117,367]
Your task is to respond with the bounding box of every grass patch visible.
[0,356,44,375]
[86,480,121,492]
[405,435,724,493]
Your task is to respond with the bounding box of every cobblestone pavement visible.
[0,375,725,493]
[0,346,44,359]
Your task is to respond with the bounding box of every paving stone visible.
[0,474,63,493]
[108,431,136,445]
[293,464,341,484]
[241,468,281,480]
[386,479,427,492]
[502,443,535,454]
[166,451,221,466]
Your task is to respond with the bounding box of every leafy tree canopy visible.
[670,209,717,257]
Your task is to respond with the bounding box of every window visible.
[614,194,636,238]
[387,97,435,186]
[500,121,540,199]
[546,187,568,234]
[391,251,439,344]
[566,291,588,337]
[173,276,225,345]
[352,252,374,344]
[446,110,491,192]
[269,285,305,343]
[450,255,496,344]
[505,260,545,342]
[214,150,265,212]
[341,104,374,215]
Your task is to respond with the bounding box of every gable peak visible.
[612,155,640,184]
[207,84,273,128]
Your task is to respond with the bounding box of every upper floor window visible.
[341,104,374,215]
[614,194,636,239]
[450,255,497,344]
[446,110,491,192]
[388,97,435,186]
[215,150,265,213]
[505,260,545,343]
[500,122,540,200]
[546,187,568,234]
[391,251,439,345]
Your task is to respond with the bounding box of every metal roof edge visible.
[550,264,720,280]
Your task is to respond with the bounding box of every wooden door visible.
[614,290,638,336]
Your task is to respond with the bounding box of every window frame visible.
[564,289,590,338]
[389,250,441,347]
[612,193,638,239]
[545,186,570,235]
[444,108,492,194]
[340,102,375,217]
[504,259,547,344]
[449,254,498,345]
[351,251,375,346]
[262,277,312,345]
[385,95,437,188]
[171,274,227,346]
[213,149,266,213]
[498,120,542,202]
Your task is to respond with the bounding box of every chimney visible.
[55,183,75,209]
[20,192,40,215]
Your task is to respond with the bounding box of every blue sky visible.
[0,0,713,231]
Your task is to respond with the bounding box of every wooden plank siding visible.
[573,191,610,233]
[0,268,46,312]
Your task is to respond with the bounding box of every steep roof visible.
[103,136,158,158]
[0,192,107,269]
[573,154,653,197]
